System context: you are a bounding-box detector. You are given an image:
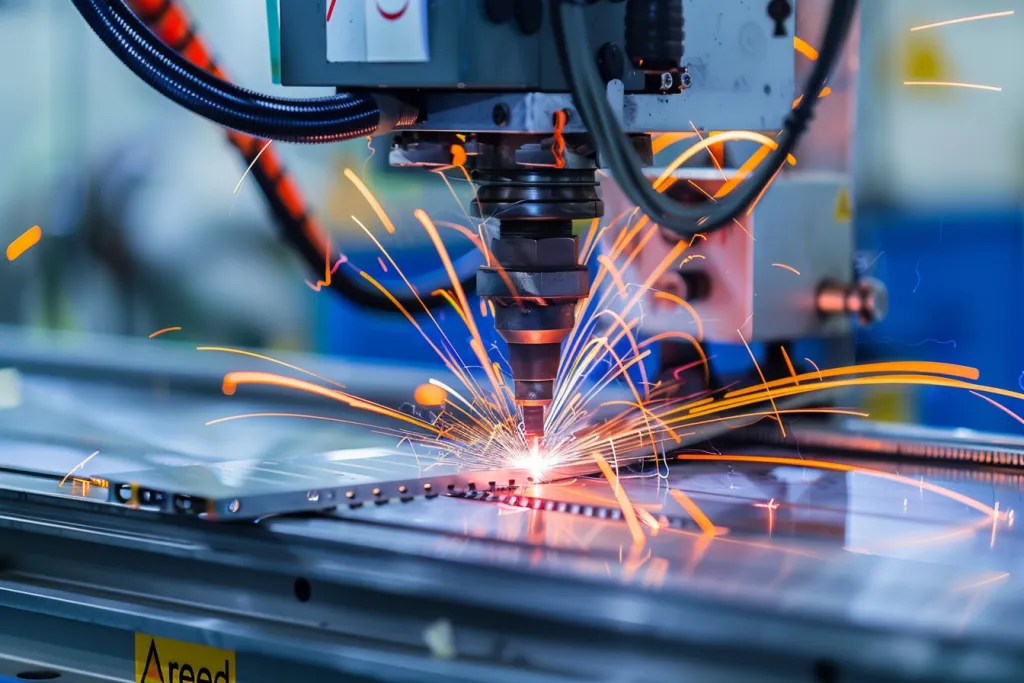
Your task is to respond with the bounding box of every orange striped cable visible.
[125,0,333,260]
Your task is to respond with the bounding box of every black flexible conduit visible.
[70,0,482,312]
[70,0,380,143]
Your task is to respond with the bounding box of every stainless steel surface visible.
[2,333,1023,681]
[732,417,1024,467]
[0,438,1023,682]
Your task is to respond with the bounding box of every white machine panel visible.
[326,0,430,63]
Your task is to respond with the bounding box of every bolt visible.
[817,278,888,326]
[492,103,510,127]
[857,277,889,324]
[228,499,241,513]
[681,69,693,89]
[659,72,674,90]
[307,490,320,503]
[597,42,625,83]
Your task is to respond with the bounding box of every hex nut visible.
[490,236,578,269]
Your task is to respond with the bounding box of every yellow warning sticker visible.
[902,33,950,82]
[834,185,852,223]
[135,633,235,683]
[862,388,913,424]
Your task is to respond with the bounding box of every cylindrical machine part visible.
[816,277,888,325]
[473,163,602,443]
[625,0,685,73]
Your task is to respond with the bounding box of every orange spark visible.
[686,374,1023,424]
[305,239,344,292]
[673,454,1006,520]
[771,263,801,275]
[450,144,468,167]
[222,371,440,433]
[415,209,505,397]
[737,329,785,437]
[415,383,448,407]
[233,139,273,194]
[724,361,980,400]
[197,346,346,389]
[652,291,704,340]
[148,326,182,339]
[754,498,779,535]
[953,573,1011,592]
[794,86,833,107]
[7,225,41,261]
[904,81,1002,92]
[746,165,784,215]
[779,346,799,384]
[793,36,819,60]
[208,412,367,428]
[715,146,771,198]
[635,507,660,531]
[651,132,697,155]
[969,390,1024,425]
[911,11,1014,32]
[590,451,646,548]
[343,168,397,234]
[653,131,796,191]
[668,488,717,535]
[60,450,100,489]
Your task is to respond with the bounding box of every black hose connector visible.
[71,0,381,143]
[625,0,684,73]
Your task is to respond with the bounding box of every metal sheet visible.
[309,452,1024,646]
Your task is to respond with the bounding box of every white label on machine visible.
[326,0,367,62]
[365,0,429,62]
[326,0,430,63]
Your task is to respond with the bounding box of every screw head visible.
[492,104,510,127]
[307,490,320,503]
[228,499,241,513]
[596,42,625,83]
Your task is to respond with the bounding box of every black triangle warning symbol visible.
[140,639,164,683]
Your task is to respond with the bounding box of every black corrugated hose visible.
[70,0,487,313]
[70,0,380,143]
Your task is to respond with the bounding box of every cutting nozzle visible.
[470,164,602,452]
[523,405,545,453]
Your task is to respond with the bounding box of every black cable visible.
[552,0,858,238]
[71,0,379,143]
[72,0,479,312]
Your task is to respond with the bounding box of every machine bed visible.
[0,329,1020,683]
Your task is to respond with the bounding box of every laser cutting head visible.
[275,0,802,441]
[470,145,602,446]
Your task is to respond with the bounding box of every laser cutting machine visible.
[73,0,861,445]
[2,2,1024,682]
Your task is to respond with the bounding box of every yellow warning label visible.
[135,633,235,683]
[902,33,950,82]
[863,388,913,424]
[834,185,852,223]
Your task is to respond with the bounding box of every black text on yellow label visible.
[135,633,235,683]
